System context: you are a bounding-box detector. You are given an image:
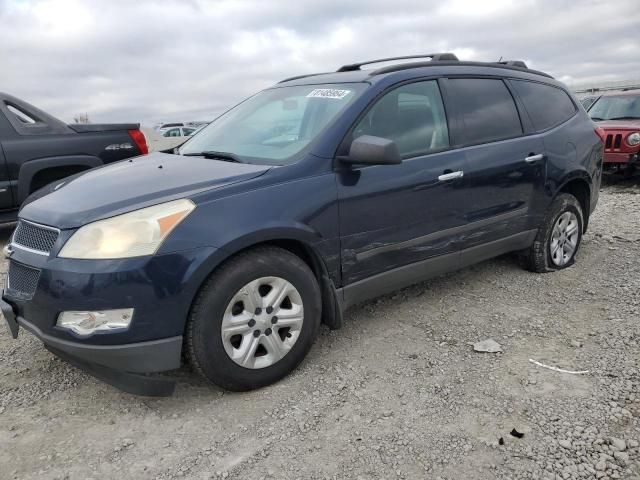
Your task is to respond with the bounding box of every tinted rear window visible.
[511,80,576,131]
[448,78,522,145]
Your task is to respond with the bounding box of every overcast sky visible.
[1,0,639,124]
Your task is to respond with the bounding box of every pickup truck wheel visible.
[186,246,321,391]
[526,193,584,273]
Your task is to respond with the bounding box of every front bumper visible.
[1,295,180,396]
[1,295,19,338]
[2,243,221,395]
[1,297,181,372]
[603,152,639,164]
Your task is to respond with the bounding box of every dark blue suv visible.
[1,54,603,395]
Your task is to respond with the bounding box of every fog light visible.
[56,309,134,336]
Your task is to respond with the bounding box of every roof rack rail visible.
[369,60,553,79]
[278,72,329,84]
[337,53,458,72]
[496,60,528,69]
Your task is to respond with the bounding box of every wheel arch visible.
[555,174,592,232]
[246,238,343,330]
[189,230,343,333]
[18,155,102,202]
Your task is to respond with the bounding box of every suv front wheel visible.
[527,193,584,272]
[186,246,321,391]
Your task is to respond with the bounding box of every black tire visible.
[526,193,584,273]
[185,246,321,391]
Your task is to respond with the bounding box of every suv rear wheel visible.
[526,193,584,272]
[186,246,321,391]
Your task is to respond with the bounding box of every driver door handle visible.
[525,153,545,163]
[438,170,464,182]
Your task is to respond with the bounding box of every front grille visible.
[6,261,41,299]
[614,134,622,149]
[13,220,59,254]
[605,133,623,151]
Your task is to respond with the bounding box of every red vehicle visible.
[587,90,640,176]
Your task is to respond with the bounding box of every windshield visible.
[179,83,366,164]
[589,94,640,121]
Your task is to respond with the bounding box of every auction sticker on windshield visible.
[306,89,351,99]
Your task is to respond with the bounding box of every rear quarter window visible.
[447,78,523,146]
[510,80,577,132]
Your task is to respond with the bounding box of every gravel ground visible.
[0,176,639,480]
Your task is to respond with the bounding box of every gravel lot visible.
[1,176,639,480]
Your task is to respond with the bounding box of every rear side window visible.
[164,128,181,137]
[448,78,522,145]
[511,80,576,131]
[353,80,449,158]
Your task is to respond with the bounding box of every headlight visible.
[59,199,195,259]
[627,132,640,146]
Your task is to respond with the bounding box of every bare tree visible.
[72,113,91,124]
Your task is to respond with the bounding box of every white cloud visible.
[0,0,638,124]
[437,0,524,17]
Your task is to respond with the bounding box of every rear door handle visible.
[525,153,545,163]
[438,170,464,182]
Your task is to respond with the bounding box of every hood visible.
[20,152,271,229]
[594,119,640,130]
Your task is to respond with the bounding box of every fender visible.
[18,155,103,203]
[216,224,324,256]
[182,224,344,330]
[552,168,593,230]
[553,168,592,197]
[223,227,344,329]
[552,168,593,205]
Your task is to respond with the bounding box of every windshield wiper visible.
[590,117,603,121]
[608,116,640,121]
[182,151,243,163]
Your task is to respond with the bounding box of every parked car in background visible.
[579,96,599,110]
[141,127,188,153]
[587,90,640,176]
[156,122,184,132]
[162,126,197,138]
[1,54,603,396]
[192,123,209,134]
[0,93,148,222]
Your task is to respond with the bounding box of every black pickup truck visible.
[0,92,148,223]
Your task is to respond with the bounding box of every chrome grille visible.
[7,261,41,299]
[13,220,59,254]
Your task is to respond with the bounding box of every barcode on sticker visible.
[306,89,351,99]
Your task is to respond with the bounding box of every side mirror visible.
[339,135,402,166]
